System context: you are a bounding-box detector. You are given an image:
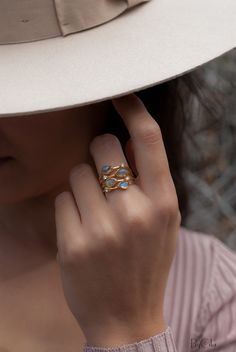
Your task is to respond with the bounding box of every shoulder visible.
[165,226,220,325]
[176,225,236,278]
[174,226,236,298]
[176,225,222,256]
[165,226,236,346]
[176,226,236,335]
[169,225,223,293]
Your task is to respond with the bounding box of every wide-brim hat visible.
[0,0,235,118]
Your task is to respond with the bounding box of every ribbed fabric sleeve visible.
[83,326,177,352]
[191,236,236,352]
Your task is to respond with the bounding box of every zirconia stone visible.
[119,181,129,189]
[101,165,111,173]
[105,178,116,188]
[117,168,128,177]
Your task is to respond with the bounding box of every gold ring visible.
[99,163,135,193]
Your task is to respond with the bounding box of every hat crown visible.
[0,0,150,45]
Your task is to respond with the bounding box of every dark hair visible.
[101,64,227,227]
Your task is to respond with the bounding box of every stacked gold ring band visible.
[99,163,136,193]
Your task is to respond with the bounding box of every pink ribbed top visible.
[84,226,236,352]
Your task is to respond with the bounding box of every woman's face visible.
[0,101,111,204]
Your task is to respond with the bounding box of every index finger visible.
[111,93,174,199]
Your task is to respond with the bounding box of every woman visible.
[0,0,236,351]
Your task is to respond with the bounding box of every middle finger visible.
[112,93,175,200]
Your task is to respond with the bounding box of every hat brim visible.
[0,0,235,117]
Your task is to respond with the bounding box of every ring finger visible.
[89,133,140,203]
[69,133,139,225]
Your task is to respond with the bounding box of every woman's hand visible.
[54,93,181,347]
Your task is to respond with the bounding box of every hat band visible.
[0,0,150,45]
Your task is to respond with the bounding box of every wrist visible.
[84,320,168,348]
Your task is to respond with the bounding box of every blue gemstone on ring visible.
[105,178,116,188]
[119,181,129,189]
[101,165,111,173]
[117,167,128,177]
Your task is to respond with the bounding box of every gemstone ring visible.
[99,163,136,193]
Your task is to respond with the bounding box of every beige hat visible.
[0,0,235,118]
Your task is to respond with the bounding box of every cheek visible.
[0,156,72,204]
[0,116,93,203]
[15,128,80,170]
[0,142,81,204]
[18,143,80,184]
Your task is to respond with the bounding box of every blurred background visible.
[181,48,236,251]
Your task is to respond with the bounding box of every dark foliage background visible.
[103,48,236,251]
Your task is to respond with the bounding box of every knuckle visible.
[157,197,180,221]
[90,133,119,152]
[136,122,162,145]
[59,243,84,267]
[89,228,109,242]
[87,221,122,250]
[86,235,121,256]
[123,207,150,232]
[100,233,122,251]
[88,217,115,237]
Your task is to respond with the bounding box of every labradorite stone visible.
[101,165,111,173]
[117,168,128,177]
[119,181,129,189]
[105,178,116,188]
